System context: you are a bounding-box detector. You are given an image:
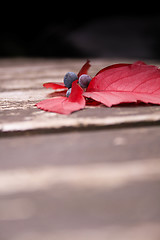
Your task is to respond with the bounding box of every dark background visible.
[0,6,160,60]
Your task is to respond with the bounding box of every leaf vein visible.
[132,76,160,92]
[104,69,152,90]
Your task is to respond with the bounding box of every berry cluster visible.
[64,72,92,97]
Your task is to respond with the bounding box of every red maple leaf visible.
[84,61,160,107]
[36,60,160,114]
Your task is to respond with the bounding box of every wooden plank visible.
[1,59,160,240]
[0,126,160,239]
[1,126,160,168]
[1,106,160,136]
[1,58,160,135]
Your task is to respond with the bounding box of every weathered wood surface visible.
[0,58,160,240]
[1,58,160,135]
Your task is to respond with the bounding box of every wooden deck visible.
[0,58,160,240]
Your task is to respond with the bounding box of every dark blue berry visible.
[64,72,78,88]
[66,88,72,97]
[79,74,92,88]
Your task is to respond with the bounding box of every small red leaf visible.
[78,60,91,77]
[36,80,85,114]
[84,61,160,106]
[43,82,67,90]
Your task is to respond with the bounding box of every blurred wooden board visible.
[1,126,160,240]
[0,58,160,240]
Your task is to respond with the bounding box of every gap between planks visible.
[1,112,160,137]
